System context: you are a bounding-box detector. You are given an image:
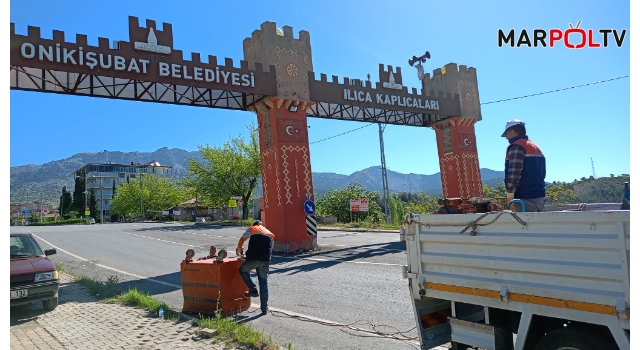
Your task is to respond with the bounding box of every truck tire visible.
[533,327,615,350]
[42,296,58,310]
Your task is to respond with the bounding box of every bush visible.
[28,218,90,226]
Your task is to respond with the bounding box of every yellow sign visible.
[228,200,237,208]
[85,210,90,215]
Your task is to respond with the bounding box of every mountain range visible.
[10,147,504,204]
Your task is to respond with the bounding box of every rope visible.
[405,210,527,236]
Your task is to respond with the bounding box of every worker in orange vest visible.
[236,220,275,315]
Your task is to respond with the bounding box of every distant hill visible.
[568,175,630,203]
[10,148,204,204]
[312,166,504,197]
[10,147,504,204]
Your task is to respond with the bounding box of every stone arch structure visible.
[10,16,484,253]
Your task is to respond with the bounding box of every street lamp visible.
[91,175,108,224]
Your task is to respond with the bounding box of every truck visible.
[401,207,630,350]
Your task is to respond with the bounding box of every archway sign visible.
[10,17,484,253]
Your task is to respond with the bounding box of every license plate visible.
[10,289,28,299]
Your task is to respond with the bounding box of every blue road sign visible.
[21,210,32,215]
[303,200,316,215]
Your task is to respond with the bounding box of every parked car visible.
[10,232,59,310]
[86,216,96,224]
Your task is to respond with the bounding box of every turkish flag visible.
[277,118,308,142]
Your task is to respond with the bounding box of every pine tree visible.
[89,188,99,220]
[59,186,73,219]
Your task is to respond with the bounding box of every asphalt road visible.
[11,223,422,350]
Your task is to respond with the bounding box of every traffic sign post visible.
[306,215,317,236]
[303,199,316,215]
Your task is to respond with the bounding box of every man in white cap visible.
[502,120,546,211]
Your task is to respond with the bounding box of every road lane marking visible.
[273,255,402,267]
[30,233,182,289]
[121,231,205,248]
[327,244,405,252]
[30,233,408,343]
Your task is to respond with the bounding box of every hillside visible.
[569,175,630,203]
[10,147,504,204]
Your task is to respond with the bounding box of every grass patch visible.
[61,272,291,349]
[76,275,120,299]
[117,288,180,321]
[193,310,281,350]
[54,263,76,278]
[216,219,254,227]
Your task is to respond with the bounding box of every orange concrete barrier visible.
[180,257,250,316]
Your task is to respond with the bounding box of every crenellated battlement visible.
[10,19,277,96]
[10,21,275,74]
[378,64,403,86]
[310,71,456,100]
[422,62,482,121]
[243,21,313,101]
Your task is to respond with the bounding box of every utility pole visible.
[591,158,597,179]
[379,123,391,223]
[140,173,144,221]
[99,178,104,224]
[40,192,43,223]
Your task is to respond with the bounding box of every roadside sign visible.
[304,200,316,215]
[21,210,32,215]
[350,199,369,212]
[230,196,242,200]
[237,199,244,207]
[85,210,90,215]
[228,200,237,208]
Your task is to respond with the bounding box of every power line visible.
[308,75,629,145]
[309,123,373,144]
[481,75,629,105]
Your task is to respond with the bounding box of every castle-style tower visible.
[243,22,316,252]
[423,63,484,198]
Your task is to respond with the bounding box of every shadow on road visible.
[134,223,247,233]
[269,242,405,275]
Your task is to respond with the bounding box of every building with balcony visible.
[72,161,173,219]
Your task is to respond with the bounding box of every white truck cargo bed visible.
[402,210,630,350]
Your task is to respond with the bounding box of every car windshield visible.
[10,235,44,258]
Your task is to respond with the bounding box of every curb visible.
[316,226,399,233]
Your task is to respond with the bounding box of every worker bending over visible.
[236,220,275,315]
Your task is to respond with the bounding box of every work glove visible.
[506,193,515,210]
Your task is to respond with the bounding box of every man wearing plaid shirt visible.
[502,120,547,212]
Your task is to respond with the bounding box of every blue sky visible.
[8,0,632,183]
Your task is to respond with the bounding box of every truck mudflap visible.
[449,317,513,350]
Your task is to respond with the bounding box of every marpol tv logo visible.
[498,21,627,48]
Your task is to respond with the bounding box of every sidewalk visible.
[10,273,230,350]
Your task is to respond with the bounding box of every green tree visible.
[89,188,98,220]
[316,183,382,224]
[110,179,119,222]
[72,176,86,213]
[186,123,261,220]
[59,186,73,219]
[110,175,187,220]
[403,191,440,217]
[545,183,578,204]
[28,212,40,224]
[389,195,405,226]
[483,182,507,198]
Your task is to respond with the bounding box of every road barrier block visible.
[180,257,250,316]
